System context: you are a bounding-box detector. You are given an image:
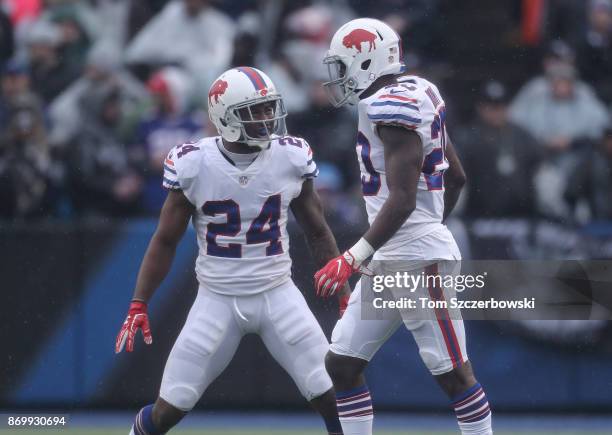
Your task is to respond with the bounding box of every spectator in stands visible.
[125,0,235,96]
[456,80,542,217]
[510,55,609,220]
[25,20,80,104]
[265,4,334,115]
[133,67,204,213]
[576,0,612,103]
[231,34,257,70]
[264,47,311,114]
[48,4,92,72]
[0,59,40,126]
[509,62,609,149]
[48,43,148,147]
[66,82,143,217]
[510,41,584,115]
[0,93,54,218]
[565,128,612,222]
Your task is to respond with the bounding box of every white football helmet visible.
[208,67,287,149]
[323,18,405,107]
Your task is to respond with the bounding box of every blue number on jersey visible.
[176,143,200,159]
[422,106,447,190]
[357,132,381,196]
[202,196,282,258]
[202,200,242,257]
[246,194,283,255]
[278,137,303,147]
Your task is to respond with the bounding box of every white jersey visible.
[162,135,318,295]
[357,75,457,259]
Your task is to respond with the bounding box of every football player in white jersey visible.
[313,19,493,435]
[115,67,347,435]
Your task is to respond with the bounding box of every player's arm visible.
[362,125,423,248]
[442,137,466,222]
[133,190,194,301]
[291,180,351,312]
[291,179,342,269]
[115,190,194,353]
[314,125,422,296]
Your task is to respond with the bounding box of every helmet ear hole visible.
[361,60,371,70]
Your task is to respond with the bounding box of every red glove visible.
[339,293,350,318]
[115,301,153,353]
[314,251,361,298]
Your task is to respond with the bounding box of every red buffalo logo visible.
[342,29,377,53]
[208,79,228,104]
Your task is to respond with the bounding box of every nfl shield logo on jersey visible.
[239,175,249,185]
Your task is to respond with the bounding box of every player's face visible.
[238,101,277,139]
[551,77,574,100]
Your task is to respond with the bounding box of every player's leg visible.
[408,261,492,435]
[309,389,343,435]
[258,281,342,435]
[130,289,243,434]
[130,398,184,435]
[326,279,403,435]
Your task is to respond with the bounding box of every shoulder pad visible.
[276,136,318,179]
[163,140,205,195]
[367,84,423,130]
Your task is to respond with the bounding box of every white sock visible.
[458,413,493,435]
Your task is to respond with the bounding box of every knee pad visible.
[159,384,199,412]
[302,366,333,401]
[419,348,453,375]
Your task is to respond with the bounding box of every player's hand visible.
[115,301,153,353]
[315,251,368,298]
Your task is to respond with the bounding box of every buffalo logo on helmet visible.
[208,79,229,104]
[342,29,377,53]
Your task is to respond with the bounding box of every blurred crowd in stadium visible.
[0,0,611,225]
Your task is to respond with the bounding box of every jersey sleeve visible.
[162,148,181,190]
[302,141,318,179]
[283,136,319,179]
[162,142,203,204]
[367,86,423,131]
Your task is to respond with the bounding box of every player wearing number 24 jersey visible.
[115,67,346,435]
[315,18,493,435]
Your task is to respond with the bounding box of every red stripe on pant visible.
[425,263,464,368]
